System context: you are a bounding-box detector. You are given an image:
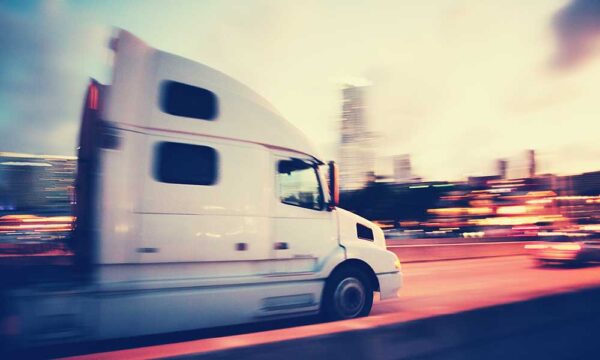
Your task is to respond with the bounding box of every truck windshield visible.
[277,159,324,210]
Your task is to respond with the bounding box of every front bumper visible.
[377,271,402,300]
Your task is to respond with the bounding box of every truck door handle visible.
[236,242,248,251]
[137,247,159,253]
[274,242,289,250]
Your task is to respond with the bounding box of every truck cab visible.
[5,30,402,347]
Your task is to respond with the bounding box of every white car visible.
[527,233,600,266]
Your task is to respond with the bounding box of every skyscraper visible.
[497,159,508,179]
[339,85,375,190]
[527,149,536,178]
[393,154,412,183]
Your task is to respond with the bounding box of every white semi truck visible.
[1,30,402,348]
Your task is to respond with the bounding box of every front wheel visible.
[322,268,373,321]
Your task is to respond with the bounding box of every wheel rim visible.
[333,277,366,318]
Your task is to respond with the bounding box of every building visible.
[497,159,508,179]
[393,154,412,183]
[339,85,375,190]
[527,149,536,178]
[566,171,600,196]
[467,175,501,188]
[0,152,76,214]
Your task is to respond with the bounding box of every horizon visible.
[2,0,600,180]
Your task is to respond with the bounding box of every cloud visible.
[0,4,109,155]
[553,0,600,70]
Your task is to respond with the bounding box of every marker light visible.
[394,259,402,271]
[88,83,99,110]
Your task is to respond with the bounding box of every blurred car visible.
[525,233,600,266]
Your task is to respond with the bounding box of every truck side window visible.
[154,142,218,185]
[159,80,218,120]
[357,223,374,241]
[277,159,323,210]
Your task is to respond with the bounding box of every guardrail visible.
[387,241,529,263]
[385,236,538,245]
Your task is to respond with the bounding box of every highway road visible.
[54,255,600,359]
[374,255,600,319]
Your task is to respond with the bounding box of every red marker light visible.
[88,83,98,110]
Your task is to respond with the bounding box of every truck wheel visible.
[322,268,373,321]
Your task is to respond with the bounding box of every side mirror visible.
[328,161,340,210]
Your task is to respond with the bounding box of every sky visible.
[1,0,600,180]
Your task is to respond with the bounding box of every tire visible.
[321,267,373,321]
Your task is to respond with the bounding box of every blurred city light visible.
[2,0,600,358]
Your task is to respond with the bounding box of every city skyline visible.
[2,0,600,181]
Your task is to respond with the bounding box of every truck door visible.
[271,154,339,275]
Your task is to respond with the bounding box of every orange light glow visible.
[21,216,75,223]
[471,215,565,226]
[0,224,72,232]
[0,214,74,233]
[373,221,394,229]
[468,207,493,215]
[527,199,552,204]
[0,214,39,221]
[551,243,582,251]
[497,206,528,215]
[524,244,548,249]
[527,191,557,197]
[428,207,493,216]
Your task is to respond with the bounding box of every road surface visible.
[374,255,600,318]
[56,255,600,359]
